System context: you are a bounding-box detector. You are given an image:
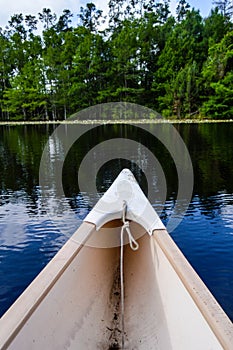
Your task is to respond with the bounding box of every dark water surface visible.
[0,123,233,322]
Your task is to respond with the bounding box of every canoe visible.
[0,169,232,350]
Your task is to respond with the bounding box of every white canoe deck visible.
[0,169,232,349]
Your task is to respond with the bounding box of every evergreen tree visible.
[212,0,233,18]
[201,31,233,118]
[56,10,73,32]
[154,0,170,23]
[78,3,104,33]
[0,30,12,119]
[1,1,233,120]
[203,8,231,44]
[155,9,204,116]
[69,27,108,109]
[38,8,57,30]
[25,15,38,35]
[7,14,26,39]
[176,0,191,22]
[108,0,125,26]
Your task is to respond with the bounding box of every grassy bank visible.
[0,119,233,125]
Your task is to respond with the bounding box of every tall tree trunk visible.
[23,108,26,121]
[64,104,67,120]
[45,104,49,121]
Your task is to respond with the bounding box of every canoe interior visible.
[0,221,232,350]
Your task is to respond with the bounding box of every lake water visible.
[0,122,233,322]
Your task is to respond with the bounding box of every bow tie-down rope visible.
[120,200,139,349]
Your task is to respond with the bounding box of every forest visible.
[0,0,233,121]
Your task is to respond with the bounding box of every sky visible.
[0,0,214,30]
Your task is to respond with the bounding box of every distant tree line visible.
[0,0,233,121]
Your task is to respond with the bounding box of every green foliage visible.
[154,9,204,117]
[201,31,233,118]
[0,0,233,120]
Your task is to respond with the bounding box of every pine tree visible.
[38,8,57,30]
[176,0,191,22]
[212,0,233,18]
[78,3,104,33]
[201,31,233,118]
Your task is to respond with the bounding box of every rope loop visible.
[121,200,139,251]
[120,201,139,349]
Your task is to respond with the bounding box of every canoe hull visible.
[1,221,232,349]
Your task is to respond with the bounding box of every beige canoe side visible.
[0,222,95,350]
[0,221,232,350]
[153,229,233,350]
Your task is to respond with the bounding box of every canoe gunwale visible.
[153,229,233,350]
[0,222,95,350]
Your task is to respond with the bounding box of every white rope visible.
[120,201,139,349]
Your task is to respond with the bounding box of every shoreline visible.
[0,119,233,125]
